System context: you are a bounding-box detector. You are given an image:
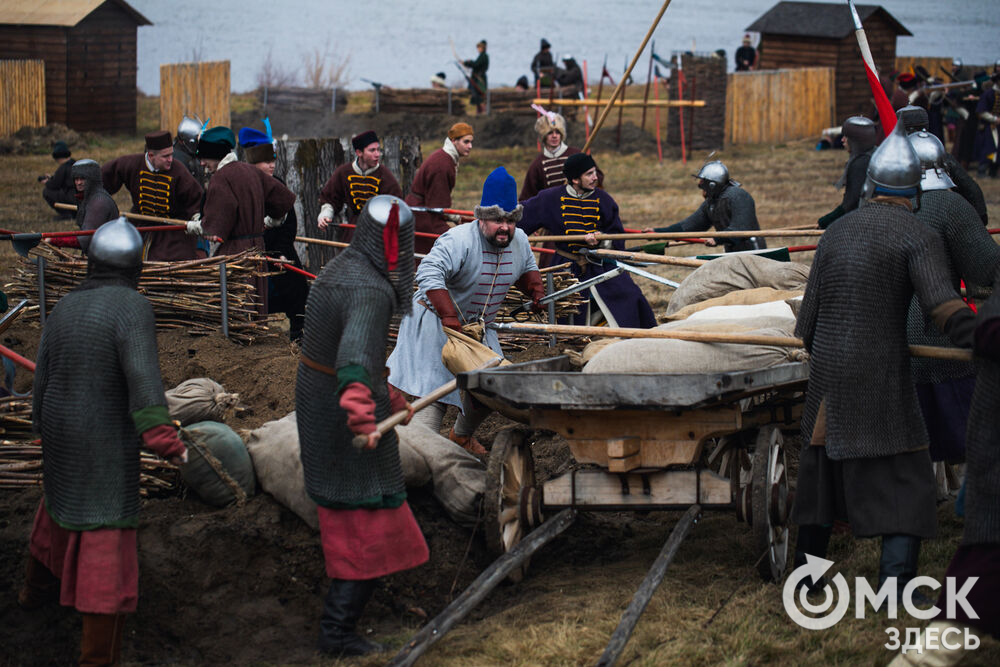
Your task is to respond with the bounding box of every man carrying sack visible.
[388,167,545,455]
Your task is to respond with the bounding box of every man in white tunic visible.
[388,167,544,455]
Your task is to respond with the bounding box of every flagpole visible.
[847,0,896,136]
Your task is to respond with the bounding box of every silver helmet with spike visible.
[176,115,203,153]
[864,121,921,199]
[694,160,730,194]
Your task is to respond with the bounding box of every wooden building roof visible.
[0,0,150,27]
[746,2,910,39]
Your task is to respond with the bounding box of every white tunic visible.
[387,222,538,408]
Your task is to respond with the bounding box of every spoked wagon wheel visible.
[483,427,542,582]
[751,425,790,582]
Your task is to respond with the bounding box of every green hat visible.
[197,126,236,160]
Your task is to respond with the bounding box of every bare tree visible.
[301,46,351,89]
[256,47,297,89]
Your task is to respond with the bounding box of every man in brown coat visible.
[102,130,203,261]
[404,123,473,254]
[317,130,403,242]
[193,126,296,314]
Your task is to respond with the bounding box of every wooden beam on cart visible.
[532,98,705,108]
[387,508,577,667]
[489,322,974,362]
[597,504,701,667]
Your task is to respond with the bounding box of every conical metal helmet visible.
[694,160,729,193]
[176,115,203,152]
[89,217,143,269]
[866,121,921,195]
[897,105,929,134]
[909,131,956,191]
[353,195,415,315]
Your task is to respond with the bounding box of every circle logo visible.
[783,554,851,630]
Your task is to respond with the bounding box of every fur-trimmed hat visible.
[475,166,522,222]
[564,152,597,182]
[145,130,172,151]
[448,122,474,141]
[352,130,379,152]
[534,112,567,140]
[197,126,236,160]
[238,127,276,163]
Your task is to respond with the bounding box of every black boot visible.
[878,534,933,610]
[792,524,832,595]
[317,579,385,656]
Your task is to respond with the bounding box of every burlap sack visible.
[583,315,805,374]
[441,327,528,423]
[665,254,810,316]
[180,421,256,507]
[244,413,486,530]
[166,378,241,426]
[685,300,795,322]
[664,287,805,321]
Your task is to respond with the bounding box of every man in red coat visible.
[404,122,474,253]
[317,130,403,242]
[193,126,296,315]
[102,130,203,261]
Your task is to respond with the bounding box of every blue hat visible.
[238,127,271,147]
[475,166,522,222]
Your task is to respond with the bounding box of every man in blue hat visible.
[388,167,544,455]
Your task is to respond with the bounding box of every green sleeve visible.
[336,364,371,394]
[131,404,172,434]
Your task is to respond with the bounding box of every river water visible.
[129,0,998,94]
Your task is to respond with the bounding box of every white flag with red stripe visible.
[848,0,896,136]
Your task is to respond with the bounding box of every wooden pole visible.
[534,99,704,108]
[527,228,824,243]
[489,322,975,362]
[585,248,707,267]
[641,41,655,131]
[581,0,675,154]
[582,59,591,144]
[616,57,626,149]
[677,56,687,165]
[386,509,577,667]
[350,357,503,449]
[654,72,663,163]
[597,505,700,667]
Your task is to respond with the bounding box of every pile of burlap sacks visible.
[165,378,485,529]
[582,254,811,373]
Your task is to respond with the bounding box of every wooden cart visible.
[459,356,809,582]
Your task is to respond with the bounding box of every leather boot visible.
[792,524,832,595]
[17,555,60,609]
[448,427,487,456]
[878,534,933,609]
[317,579,385,657]
[80,613,124,666]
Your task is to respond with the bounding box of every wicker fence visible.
[725,67,835,145]
[0,60,46,137]
[159,61,230,135]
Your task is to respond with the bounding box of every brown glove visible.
[426,288,462,331]
[516,270,546,312]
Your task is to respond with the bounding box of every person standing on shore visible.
[404,123,474,254]
[463,40,489,114]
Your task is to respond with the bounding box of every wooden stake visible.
[581,0,676,154]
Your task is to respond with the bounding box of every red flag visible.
[848,0,895,136]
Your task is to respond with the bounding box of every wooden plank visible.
[608,452,642,473]
[607,436,640,458]
[160,61,230,134]
[542,469,730,507]
[0,60,46,137]
[566,439,700,469]
[726,67,834,145]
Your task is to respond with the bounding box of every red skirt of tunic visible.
[28,499,139,614]
[318,501,429,580]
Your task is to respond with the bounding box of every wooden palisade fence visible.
[0,60,45,137]
[160,61,230,136]
[725,67,835,145]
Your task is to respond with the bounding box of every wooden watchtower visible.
[0,0,151,134]
[746,1,911,121]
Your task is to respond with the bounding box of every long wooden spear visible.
[489,322,973,362]
[581,0,675,153]
[527,229,824,243]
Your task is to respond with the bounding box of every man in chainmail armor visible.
[651,160,766,253]
[63,159,119,254]
[389,167,545,455]
[888,286,1000,665]
[172,115,205,185]
[19,218,188,664]
[791,121,977,603]
[899,104,989,225]
[905,129,1000,468]
[296,195,425,657]
[817,116,877,228]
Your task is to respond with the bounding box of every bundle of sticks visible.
[7,246,280,344]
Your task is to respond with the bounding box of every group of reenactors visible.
[19,91,1000,664]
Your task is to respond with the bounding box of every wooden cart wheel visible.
[483,427,541,582]
[751,425,790,582]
